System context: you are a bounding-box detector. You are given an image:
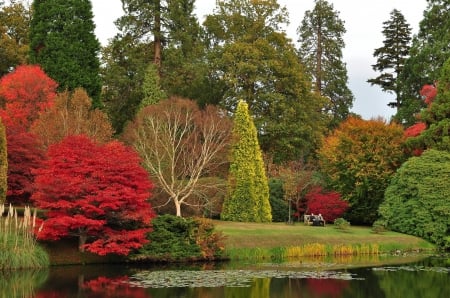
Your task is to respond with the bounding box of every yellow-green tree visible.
[222,101,272,222]
[0,118,7,204]
[318,117,406,224]
[0,1,31,76]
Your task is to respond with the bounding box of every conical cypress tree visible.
[221,101,271,222]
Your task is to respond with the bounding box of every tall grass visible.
[225,243,381,262]
[0,204,49,270]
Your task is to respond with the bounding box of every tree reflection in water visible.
[2,256,449,298]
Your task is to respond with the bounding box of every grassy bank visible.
[214,221,435,259]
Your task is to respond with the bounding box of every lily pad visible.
[128,269,362,288]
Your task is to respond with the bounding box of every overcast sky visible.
[91,0,428,120]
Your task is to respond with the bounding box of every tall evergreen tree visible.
[221,101,272,222]
[406,57,450,152]
[297,0,354,128]
[204,0,327,163]
[396,0,450,126]
[116,0,202,74]
[29,0,102,107]
[101,36,152,134]
[102,0,205,134]
[368,9,412,111]
[139,63,167,110]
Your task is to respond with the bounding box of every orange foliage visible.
[31,88,114,148]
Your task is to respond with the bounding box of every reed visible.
[0,204,49,270]
[224,243,381,261]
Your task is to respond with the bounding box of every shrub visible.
[334,218,350,230]
[377,149,450,249]
[269,179,288,222]
[135,214,225,261]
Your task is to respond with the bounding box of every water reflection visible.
[1,255,449,298]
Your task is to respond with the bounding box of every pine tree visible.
[139,63,167,110]
[368,9,412,111]
[397,0,450,126]
[0,118,7,205]
[29,0,102,107]
[406,57,450,152]
[297,0,354,128]
[221,101,272,222]
[102,0,204,134]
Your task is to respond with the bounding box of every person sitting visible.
[317,214,325,226]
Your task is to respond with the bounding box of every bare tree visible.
[123,97,231,217]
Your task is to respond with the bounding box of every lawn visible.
[214,221,436,253]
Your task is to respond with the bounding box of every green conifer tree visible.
[221,101,272,222]
[397,0,450,126]
[297,0,354,128]
[368,9,412,111]
[406,57,450,152]
[29,0,102,107]
[139,63,167,110]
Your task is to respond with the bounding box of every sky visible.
[91,0,428,120]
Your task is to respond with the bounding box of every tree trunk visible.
[174,199,182,217]
[79,233,87,252]
[154,0,162,74]
[316,23,323,94]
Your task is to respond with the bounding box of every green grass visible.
[214,221,436,256]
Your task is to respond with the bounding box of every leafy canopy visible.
[32,135,155,256]
[377,149,450,249]
[319,117,406,224]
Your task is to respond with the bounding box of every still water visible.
[2,255,449,298]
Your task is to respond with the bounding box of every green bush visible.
[334,218,350,230]
[269,179,288,222]
[134,214,225,261]
[377,149,450,249]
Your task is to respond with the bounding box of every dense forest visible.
[0,0,449,254]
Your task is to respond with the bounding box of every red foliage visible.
[6,131,46,205]
[419,84,437,105]
[0,65,57,205]
[0,65,57,130]
[307,279,349,298]
[404,122,426,138]
[32,135,156,256]
[305,187,349,222]
[81,276,149,298]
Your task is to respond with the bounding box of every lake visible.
[2,254,449,298]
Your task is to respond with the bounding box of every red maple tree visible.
[305,187,349,222]
[0,65,57,205]
[0,64,57,130]
[32,135,156,256]
[6,131,46,205]
[419,84,437,105]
